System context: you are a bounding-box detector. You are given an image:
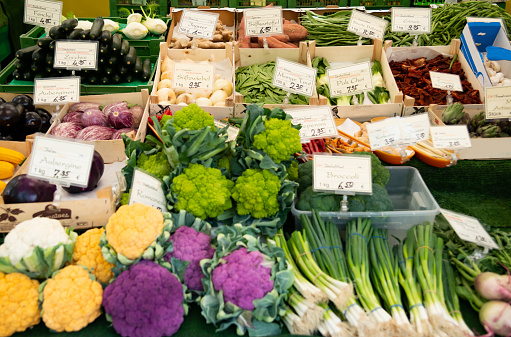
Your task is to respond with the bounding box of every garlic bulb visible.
[490,61,501,72]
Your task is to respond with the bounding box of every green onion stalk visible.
[282,305,309,336]
[408,223,467,336]
[346,218,393,326]
[317,303,354,337]
[285,287,324,334]
[369,229,414,333]
[275,230,328,304]
[288,231,354,313]
[301,212,366,327]
[394,240,433,336]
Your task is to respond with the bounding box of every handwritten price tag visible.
[430,125,471,149]
[391,8,432,34]
[34,77,80,104]
[129,168,168,212]
[272,58,317,97]
[399,113,430,144]
[347,10,388,40]
[28,135,94,187]
[327,61,373,97]
[286,107,337,141]
[440,209,499,250]
[430,71,463,92]
[485,86,511,119]
[366,117,401,150]
[177,10,219,40]
[54,41,99,70]
[173,63,214,90]
[244,7,283,37]
[24,0,62,27]
[313,154,372,194]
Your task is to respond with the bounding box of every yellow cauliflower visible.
[104,203,165,260]
[41,265,103,332]
[0,272,40,337]
[72,228,114,284]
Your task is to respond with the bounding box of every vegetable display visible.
[0,95,51,141]
[170,19,233,49]
[238,15,307,49]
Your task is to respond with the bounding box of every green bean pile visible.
[300,10,372,46]
[385,1,511,47]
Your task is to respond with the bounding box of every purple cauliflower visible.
[212,247,274,310]
[164,226,214,291]
[102,260,185,337]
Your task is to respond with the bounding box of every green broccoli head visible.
[231,169,281,219]
[346,183,393,212]
[296,186,342,212]
[172,104,216,132]
[172,163,234,219]
[297,160,313,194]
[348,152,390,188]
[253,118,302,164]
[136,151,172,180]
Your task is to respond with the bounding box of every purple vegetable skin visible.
[82,108,108,127]
[103,260,185,337]
[76,126,115,141]
[164,226,214,291]
[130,105,144,128]
[212,247,273,310]
[69,102,101,113]
[63,150,104,194]
[62,111,83,125]
[102,102,128,117]
[108,107,134,129]
[112,128,135,140]
[50,122,83,138]
[3,174,56,204]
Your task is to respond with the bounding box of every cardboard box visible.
[385,40,485,117]
[428,104,511,160]
[234,40,319,116]
[150,41,235,120]
[310,39,403,121]
[28,91,150,164]
[0,158,116,232]
[461,21,511,88]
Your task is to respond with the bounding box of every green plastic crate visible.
[18,17,170,58]
[228,0,286,8]
[0,59,156,94]
[169,0,229,7]
[287,0,348,7]
[110,0,168,17]
[349,0,410,8]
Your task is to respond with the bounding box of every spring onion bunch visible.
[369,229,413,333]
[282,287,324,335]
[301,212,366,327]
[317,303,354,337]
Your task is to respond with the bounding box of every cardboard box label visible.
[272,58,317,97]
[177,10,219,40]
[34,77,81,104]
[327,61,373,97]
[348,10,387,40]
[286,106,337,141]
[485,86,511,119]
[173,63,214,90]
[244,7,283,37]
[54,41,99,70]
[391,8,432,34]
[24,0,62,27]
[313,154,372,194]
[431,125,472,149]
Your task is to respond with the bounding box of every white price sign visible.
[430,125,472,149]
[173,63,214,90]
[272,58,317,97]
[286,106,337,141]
[391,8,432,34]
[347,10,388,40]
[28,135,94,187]
[399,113,430,144]
[34,77,80,104]
[485,86,511,120]
[177,10,219,40]
[440,209,499,250]
[327,62,373,97]
[366,117,401,150]
[54,41,99,70]
[129,168,168,212]
[430,71,463,92]
[244,7,283,37]
[313,154,372,194]
[24,0,62,27]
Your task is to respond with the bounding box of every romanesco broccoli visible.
[160,114,172,128]
[172,164,234,219]
[172,104,216,131]
[136,151,171,180]
[120,190,130,206]
[253,118,302,163]
[288,161,299,182]
[231,169,281,218]
[218,152,232,173]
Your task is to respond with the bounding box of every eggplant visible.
[22,111,42,135]
[62,150,104,194]
[35,108,52,133]
[82,108,108,127]
[11,94,34,113]
[3,174,56,204]
[0,97,5,104]
[69,102,101,113]
[102,101,128,117]
[0,103,22,126]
